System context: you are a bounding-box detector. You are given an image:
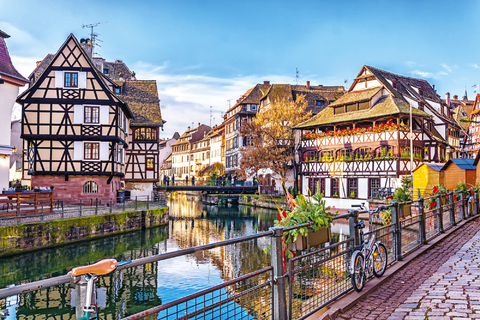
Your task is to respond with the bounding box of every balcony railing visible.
[301,158,423,174]
[301,130,423,149]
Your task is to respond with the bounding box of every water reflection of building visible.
[1,227,168,320]
[168,192,276,282]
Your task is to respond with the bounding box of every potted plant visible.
[50,185,54,190]
[427,185,447,210]
[275,186,332,253]
[392,186,412,218]
[349,191,356,199]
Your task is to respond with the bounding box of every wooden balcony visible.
[301,159,423,176]
[300,130,423,149]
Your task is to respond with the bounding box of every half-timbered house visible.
[295,65,458,208]
[115,80,164,196]
[0,30,28,190]
[17,34,134,201]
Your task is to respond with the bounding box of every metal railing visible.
[0,191,478,319]
[0,193,167,226]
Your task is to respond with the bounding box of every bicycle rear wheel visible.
[350,251,365,292]
[372,243,387,277]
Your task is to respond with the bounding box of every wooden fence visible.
[0,192,53,218]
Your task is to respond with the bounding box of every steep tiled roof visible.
[226,84,270,113]
[329,86,382,107]
[115,80,164,126]
[0,30,28,83]
[364,65,441,103]
[260,83,345,114]
[28,54,54,84]
[190,124,211,143]
[103,60,134,80]
[295,95,430,129]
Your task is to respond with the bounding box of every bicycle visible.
[349,204,388,292]
[70,258,131,320]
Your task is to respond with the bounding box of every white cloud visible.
[410,69,448,80]
[405,61,416,68]
[441,63,451,72]
[410,70,433,78]
[134,62,337,138]
[471,63,479,69]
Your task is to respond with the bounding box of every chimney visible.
[453,95,458,100]
[79,38,93,58]
[263,81,270,85]
[306,81,310,89]
[187,126,190,131]
[446,92,450,107]
[198,122,200,127]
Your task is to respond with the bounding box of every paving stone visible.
[334,218,480,320]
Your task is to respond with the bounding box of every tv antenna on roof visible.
[296,67,299,85]
[82,21,108,57]
[227,99,234,108]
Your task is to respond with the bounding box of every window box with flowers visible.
[301,119,406,140]
[274,188,332,253]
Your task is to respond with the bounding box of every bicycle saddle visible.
[71,259,117,277]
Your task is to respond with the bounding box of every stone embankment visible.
[0,207,169,257]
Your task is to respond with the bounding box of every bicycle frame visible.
[359,228,377,276]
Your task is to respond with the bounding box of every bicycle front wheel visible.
[372,243,388,277]
[350,251,365,292]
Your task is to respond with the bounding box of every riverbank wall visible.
[0,207,169,257]
[201,192,288,210]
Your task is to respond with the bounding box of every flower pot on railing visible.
[23,190,34,193]
[287,227,331,251]
[400,204,412,218]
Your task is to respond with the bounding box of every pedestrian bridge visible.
[165,185,258,194]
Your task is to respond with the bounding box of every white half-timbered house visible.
[295,65,460,208]
[16,34,133,201]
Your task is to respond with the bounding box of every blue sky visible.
[1,0,479,138]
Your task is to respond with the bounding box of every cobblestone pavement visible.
[338,218,480,320]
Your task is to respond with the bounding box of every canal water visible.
[0,192,349,319]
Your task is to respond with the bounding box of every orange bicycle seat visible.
[71,259,118,277]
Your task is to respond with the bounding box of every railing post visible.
[436,195,444,233]
[61,200,64,219]
[147,196,149,210]
[269,227,287,320]
[475,192,478,215]
[80,199,82,217]
[348,210,360,248]
[135,196,137,211]
[449,192,456,226]
[418,198,427,245]
[391,202,402,261]
[95,198,98,215]
[460,192,465,220]
[109,200,112,214]
[123,197,125,212]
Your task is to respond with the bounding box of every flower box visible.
[2,190,15,194]
[400,204,411,218]
[287,227,331,251]
[22,190,33,193]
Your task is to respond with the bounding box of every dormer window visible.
[115,87,120,94]
[64,72,78,88]
[419,88,424,96]
[316,100,323,107]
[104,69,109,74]
[392,81,398,89]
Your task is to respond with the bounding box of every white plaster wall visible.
[128,182,153,198]
[358,178,368,199]
[0,83,18,146]
[0,155,10,190]
[366,79,381,88]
